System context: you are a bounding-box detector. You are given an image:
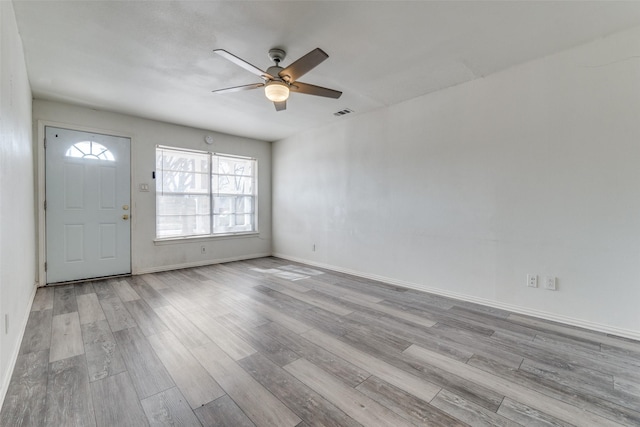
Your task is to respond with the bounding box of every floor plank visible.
[191,341,301,427]
[140,387,202,427]
[99,296,137,332]
[91,371,149,427]
[19,309,52,355]
[126,276,170,308]
[111,279,141,302]
[265,285,354,316]
[45,354,95,426]
[123,299,169,336]
[301,328,441,403]
[0,350,48,427]
[84,339,126,382]
[284,358,414,427]
[139,273,169,291]
[239,352,362,427]
[92,280,117,300]
[497,397,573,427]
[216,315,299,367]
[193,395,256,427]
[356,375,467,427]
[113,326,175,399]
[49,312,84,362]
[73,281,96,296]
[80,318,113,344]
[614,376,640,399]
[256,321,370,387]
[52,285,77,316]
[339,292,437,328]
[31,287,54,311]
[147,331,225,408]
[76,293,106,325]
[430,389,518,427]
[185,309,256,360]
[152,304,211,349]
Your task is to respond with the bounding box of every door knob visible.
[123,205,129,210]
[122,214,129,220]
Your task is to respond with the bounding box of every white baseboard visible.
[133,252,272,275]
[273,253,640,342]
[0,284,37,413]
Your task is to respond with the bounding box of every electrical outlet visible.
[527,274,538,288]
[312,244,316,252]
[544,276,557,291]
[201,246,206,254]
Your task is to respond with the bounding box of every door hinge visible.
[44,200,47,210]
[44,138,47,149]
[44,262,47,272]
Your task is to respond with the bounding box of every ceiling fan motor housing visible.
[266,65,285,81]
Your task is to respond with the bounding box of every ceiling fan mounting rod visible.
[268,48,286,64]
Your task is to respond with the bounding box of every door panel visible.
[46,126,131,283]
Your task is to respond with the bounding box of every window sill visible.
[154,232,260,246]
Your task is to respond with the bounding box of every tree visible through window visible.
[155,146,257,238]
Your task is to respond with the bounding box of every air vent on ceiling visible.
[334,108,354,117]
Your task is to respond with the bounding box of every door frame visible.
[36,120,135,286]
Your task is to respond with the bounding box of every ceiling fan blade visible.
[213,49,275,80]
[290,82,342,99]
[211,83,264,94]
[278,48,328,82]
[274,101,286,111]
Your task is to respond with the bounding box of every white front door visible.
[45,126,131,283]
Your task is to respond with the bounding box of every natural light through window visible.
[65,141,115,161]
[155,146,257,239]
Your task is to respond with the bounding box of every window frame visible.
[154,145,258,242]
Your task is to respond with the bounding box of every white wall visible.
[273,25,640,339]
[0,1,36,407]
[33,100,272,275]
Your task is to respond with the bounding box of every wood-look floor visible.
[2,257,640,426]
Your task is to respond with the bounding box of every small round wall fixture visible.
[205,135,214,145]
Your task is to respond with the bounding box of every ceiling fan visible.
[212,47,342,111]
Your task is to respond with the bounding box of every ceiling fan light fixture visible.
[264,81,289,102]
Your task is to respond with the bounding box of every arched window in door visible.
[65,141,115,161]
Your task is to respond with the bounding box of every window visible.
[155,146,257,239]
[65,141,115,161]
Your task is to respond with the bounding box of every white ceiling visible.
[12,1,640,142]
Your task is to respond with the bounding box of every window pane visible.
[213,196,253,214]
[157,194,210,215]
[159,151,209,172]
[156,150,210,196]
[65,141,115,161]
[213,175,253,195]
[156,193,211,238]
[213,213,254,234]
[216,157,253,176]
[159,171,209,194]
[157,214,211,238]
